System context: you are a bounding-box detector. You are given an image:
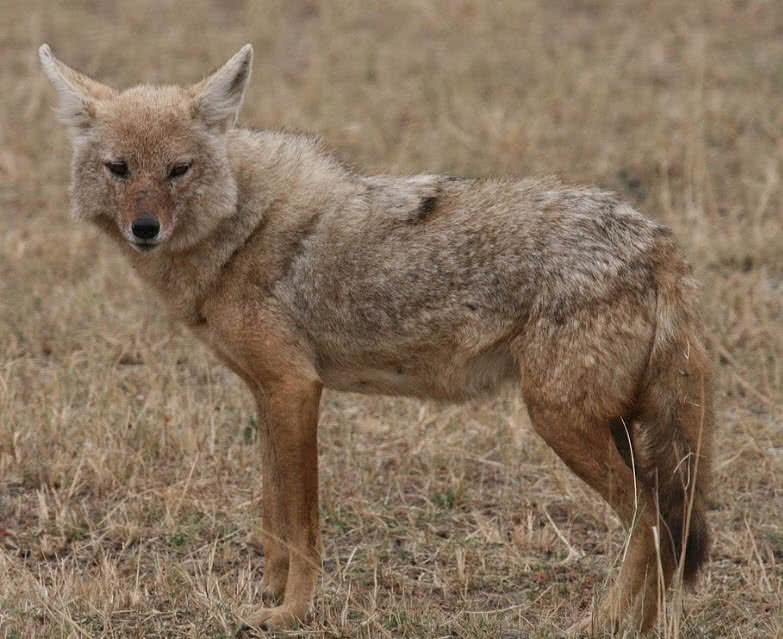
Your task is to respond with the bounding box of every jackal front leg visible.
[257,392,289,605]
[246,377,323,631]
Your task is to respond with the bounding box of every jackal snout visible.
[131,216,160,243]
[113,197,165,250]
[126,189,167,248]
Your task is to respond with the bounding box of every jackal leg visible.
[523,400,667,635]
[256,392,289,604]
[245,378,323,631]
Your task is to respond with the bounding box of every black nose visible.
[131,217,160,241]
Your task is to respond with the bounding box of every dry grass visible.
[1,0,781,637]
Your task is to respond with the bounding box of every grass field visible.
[1,0,781,637]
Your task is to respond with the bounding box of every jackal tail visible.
[630,237,713,582]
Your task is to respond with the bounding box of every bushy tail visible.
[630,238,713,583]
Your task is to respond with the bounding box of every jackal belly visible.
[316,343,518,401]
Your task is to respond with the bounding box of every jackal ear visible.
[190,44,253,131]
[39,44,116,132]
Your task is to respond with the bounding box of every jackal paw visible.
[241,605,304,633]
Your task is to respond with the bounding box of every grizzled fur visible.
[41,43,713,636]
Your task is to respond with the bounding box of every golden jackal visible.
[40,43,713,635]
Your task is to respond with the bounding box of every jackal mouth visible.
[129,240,160,252]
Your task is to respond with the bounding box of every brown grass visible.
[1,0,781,637]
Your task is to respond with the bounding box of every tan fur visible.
[40,44,714,635]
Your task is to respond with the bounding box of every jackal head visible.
[39,44,253,252]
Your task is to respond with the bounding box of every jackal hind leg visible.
[521,398,666,636]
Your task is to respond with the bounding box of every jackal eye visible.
[104,161,129,178]
[168,162,191,179]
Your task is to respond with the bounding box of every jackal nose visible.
[131,217,160,241]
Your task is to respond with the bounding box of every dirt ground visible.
[0,1,781,637]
